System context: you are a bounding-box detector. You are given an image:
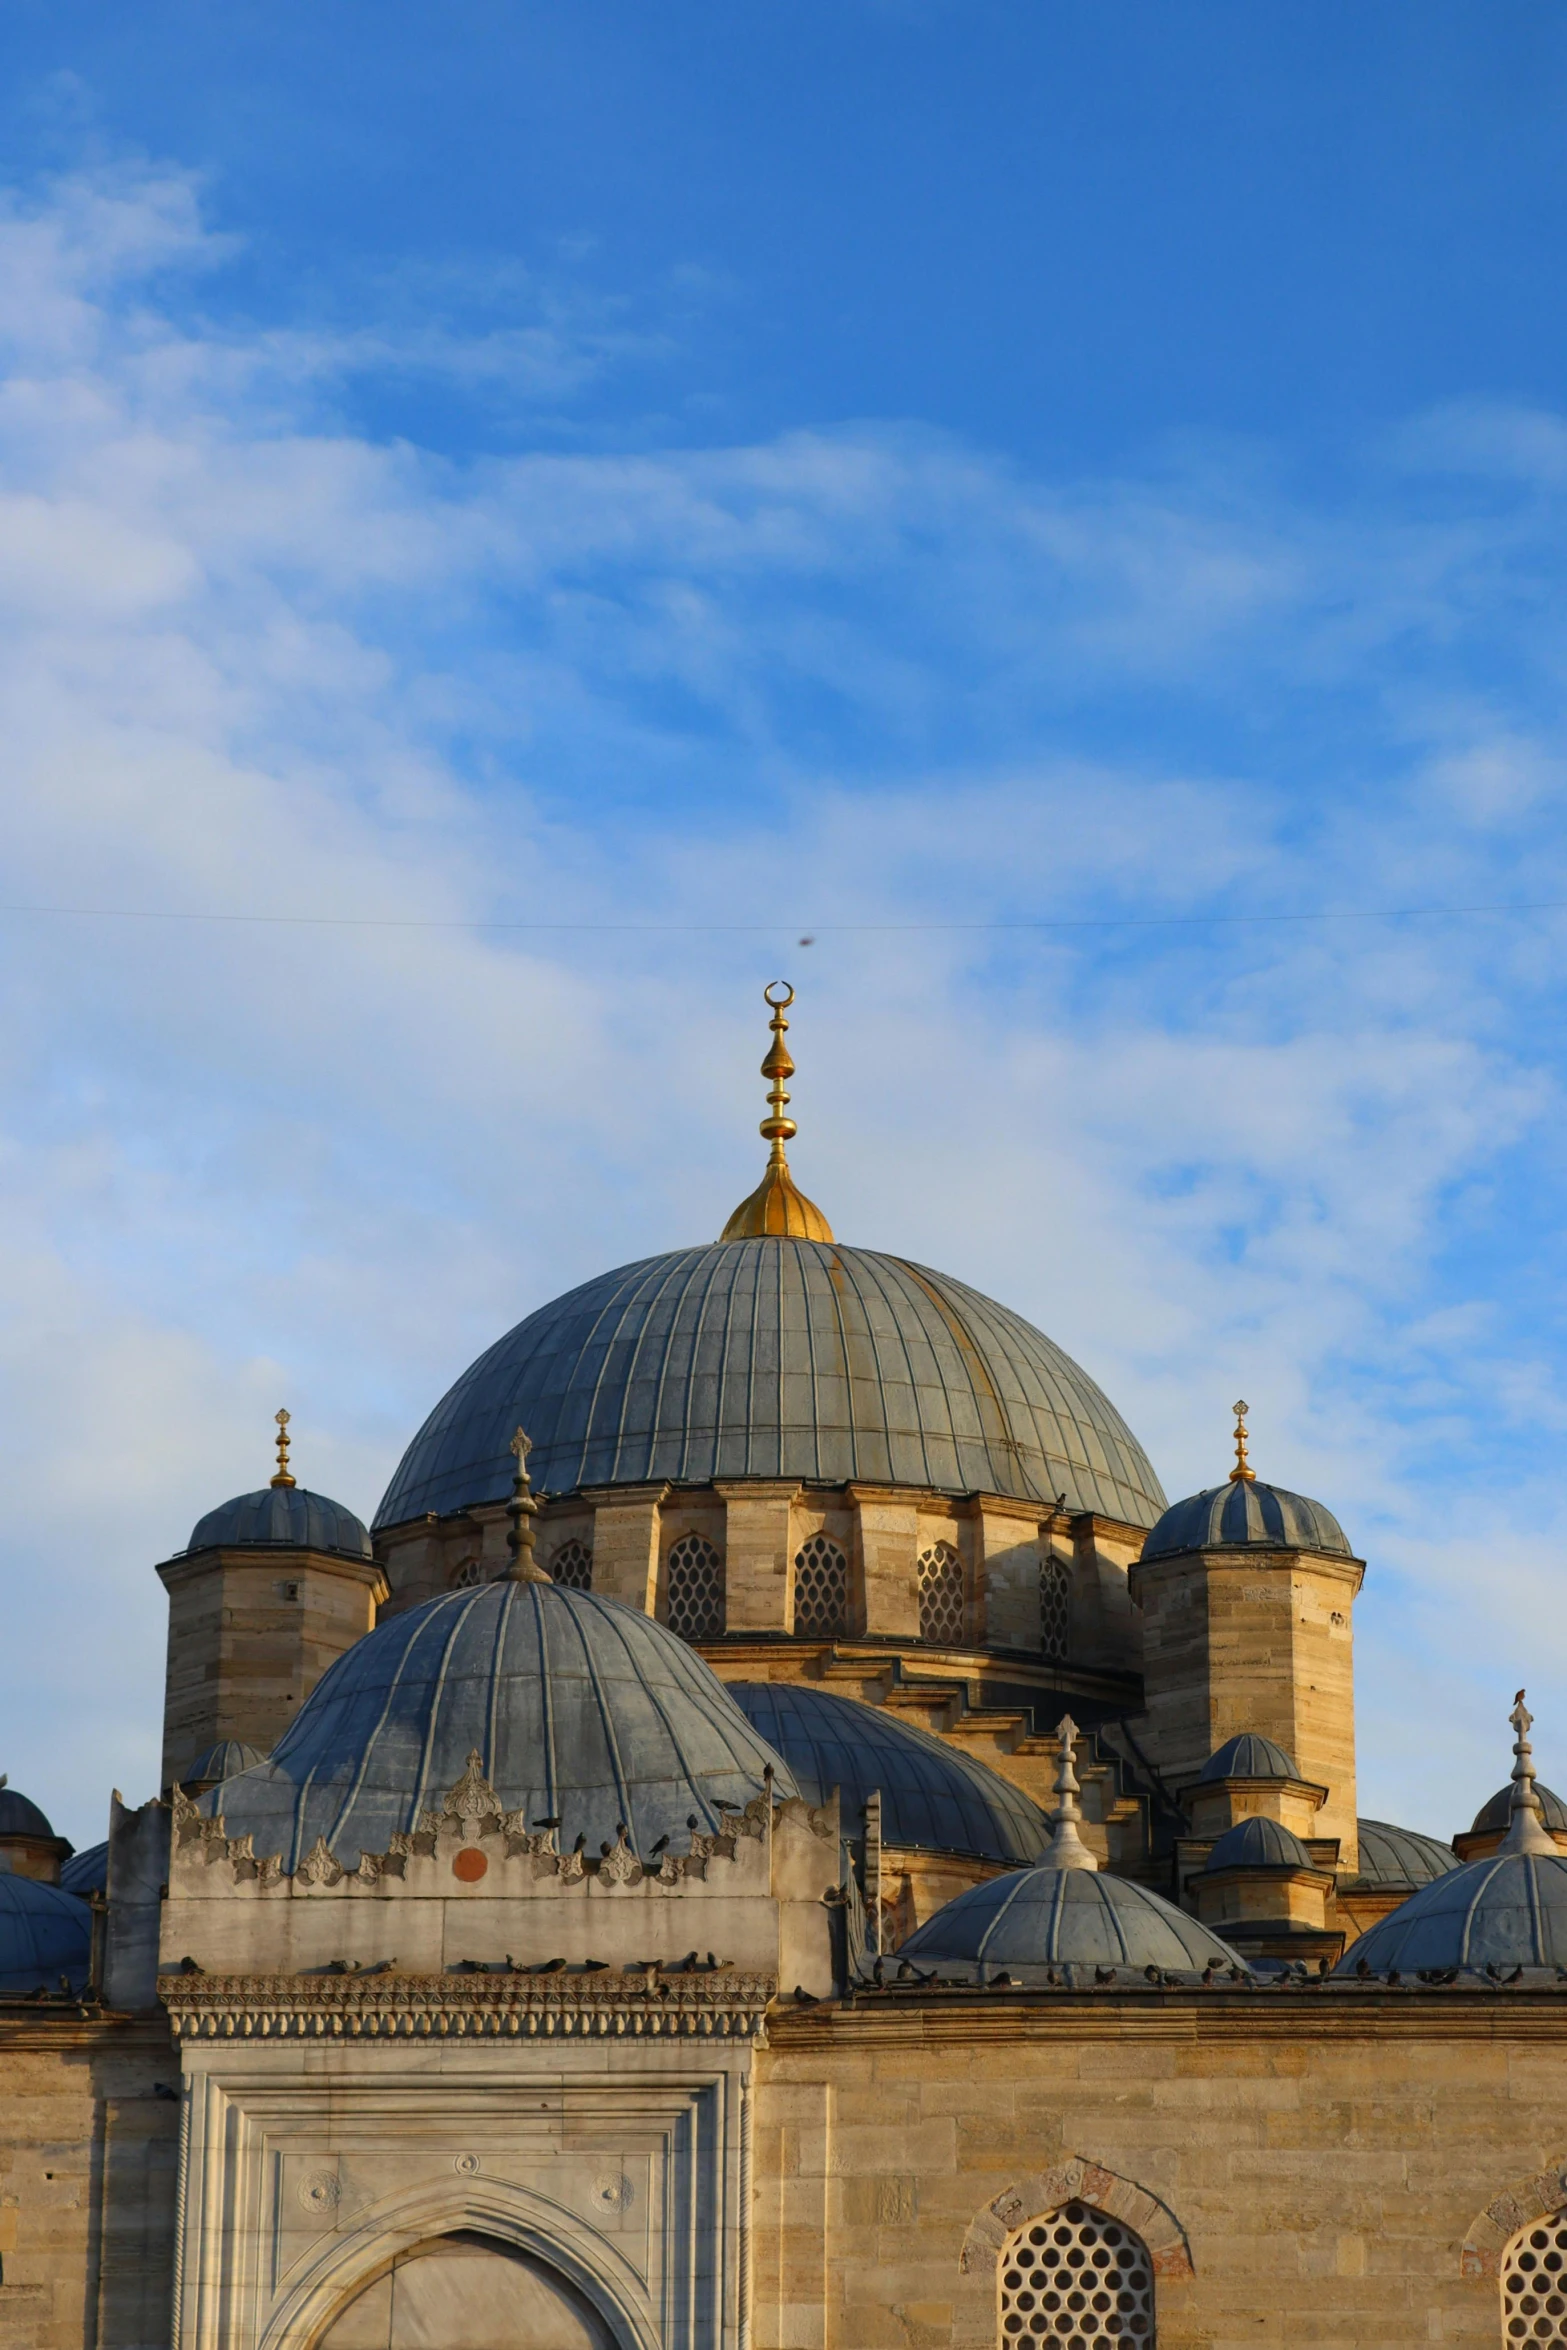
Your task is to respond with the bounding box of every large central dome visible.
[375,1239,1165,1530]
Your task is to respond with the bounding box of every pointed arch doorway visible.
[315,2231,619,2350]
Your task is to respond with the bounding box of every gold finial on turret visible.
[271,1408,296,1489]
[719,982,835,1243]
[1228,1400,1255,1484]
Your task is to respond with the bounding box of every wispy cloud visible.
[1,161,1565,1842]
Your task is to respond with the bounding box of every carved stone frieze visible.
[160,1966,777,2042]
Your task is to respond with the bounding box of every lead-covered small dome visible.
[1469,1782,1567,1838]
[185,1484,372,1559]
[1142,1479,1350,1562]
[204,1579,797,1871]
[1333,1848,1567,1975]
[727,1684,1047,1865]
[896,1862,1248,1984]
[374,1242,1166,1529]
[1204,1818,1314,1873]
[1352,1819,1458,1889]
[59,1842,108,1899]
[0,1784,64,1845]
[1198,1734,1299,1783]
[0,1874,91,1993]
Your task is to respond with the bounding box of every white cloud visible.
[0,161,1565,1844]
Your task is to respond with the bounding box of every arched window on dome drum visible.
[1000,2200,1156,2346]
[450,1557,484,1590]
[549,1538,593,1592]
[918,1541,965,1644]
[1040,1555,1071,1662]
[793,1534,849,1639]
[1502,2214,1567,2342]
[665,1533,725,1639]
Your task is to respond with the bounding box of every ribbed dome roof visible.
[897,1862,1247,1983]
[181,1739,267,1787]
[204,1580,797,1872]
[726,1684,1047,1865]
[1204,1817,1314,1872]
[375,1241,1166,1529]
[59,1842,108,1899]
[1198,1734,1299,1783]
[1142,1479,1350,1562]
[1334,1849,1567,1974]
[1351,1819,1459,1890]
[186,1485,371,1559]
[1470,1781,1567,1836]
[0,1874,91,1993]
[0,1785,63,1845]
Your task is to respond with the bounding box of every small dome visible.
[59,1842,108,1899]
[1142,1480,1351,1562]
[373,1243,1166,1530]
[0,1785,65,1846]
[181,1739,267,1787]
[186,1484,371,1558]
[1469,1781,1567,1837]
[1351,1819,1459,1889]
[205,1579,797,1871]
[1198,1733,1299,1784]
[0,1874,91,1993]
[896,1862,1248,1984]
[1333,1849,1567,1975]
[726,1684,1047,1865]
[1204,1817,1314,1873]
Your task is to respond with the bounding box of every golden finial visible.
[719,982,835,1243]
[502,1427,552,1583]
[271,1408,296,1489]
[1228,1400,1255,1484]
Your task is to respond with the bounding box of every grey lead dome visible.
[375,1240,1167,1528]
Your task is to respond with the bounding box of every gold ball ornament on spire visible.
[719,982,835,1243]
[271,1408,296,1489]
[1228,1399,1255,1484]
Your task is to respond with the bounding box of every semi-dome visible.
[1351,1819,1459,1889]
[726,1683,1048,1865]
[1198,1734,1299,1783]
[0,1874,91,1993]
[375,1241,1166,1529]
[203,1578,798,1872]
[185,1484,372,1560]
[1204,1817,1314,1872]
[1142,1479,1350,1563]
[896,1862,1247,1984]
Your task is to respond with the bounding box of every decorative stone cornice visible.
[160,1965,777,2043]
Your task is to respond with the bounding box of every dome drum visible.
[1189,1816,1343,1966]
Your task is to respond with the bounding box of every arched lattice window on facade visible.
[665,1533,725,1640]
[450,1557,484,1590]
[794,1534,849,1639]
[1001,2201,1155,2346]
[549,1538,593,1592]
[1040,1555,1071,1662]
[918,1541,965,1644]
[1502,2214,1567,2343]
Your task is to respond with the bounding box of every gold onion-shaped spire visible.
[719,982,835,1243]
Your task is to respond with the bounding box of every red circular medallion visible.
[452,1847,488,1883]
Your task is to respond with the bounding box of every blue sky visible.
[2,3,1566,1844]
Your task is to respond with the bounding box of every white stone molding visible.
[160,1966,776,2044]
[172,2043,755,2350]
[1461,2159,1567,2278]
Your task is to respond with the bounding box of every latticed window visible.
[450,1557,484,1590]
[666,1532,725,1639]
[1000,2201,1155,2346]
[794,1534,849,1639]
[549,1538,593,1592]
[918,1541,965,1644]
[1040,1555,1071,1661]
[1503,2215,1567,2342]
